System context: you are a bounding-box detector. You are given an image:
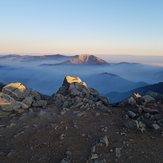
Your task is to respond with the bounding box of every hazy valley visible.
[0,54,162,103]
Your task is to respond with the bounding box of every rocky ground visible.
[0,76,163,163]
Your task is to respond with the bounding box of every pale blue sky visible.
[0,0,163,55]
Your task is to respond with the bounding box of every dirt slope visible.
[0,103,163,163]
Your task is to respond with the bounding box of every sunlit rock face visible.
[0,82,47,117]
[2,82,30,100]
[64,54,108,65]
[63,76,87,87]
[52,76,110,112]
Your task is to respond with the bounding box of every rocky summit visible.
[52,76,109,112]
[0,76,163,163]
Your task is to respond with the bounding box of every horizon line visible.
[0,53,163,57]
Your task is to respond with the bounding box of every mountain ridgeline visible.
[62,55,108,65]
[40,54,108,66]
[84,72,147,95]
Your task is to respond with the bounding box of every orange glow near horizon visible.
[0,40,163,56]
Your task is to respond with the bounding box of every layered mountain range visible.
[41,54,108,66]
[0,54,108,65]
[0,54,163,103]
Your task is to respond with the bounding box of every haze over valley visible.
[0,54,162,103]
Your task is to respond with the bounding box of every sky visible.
[0,0,163,56]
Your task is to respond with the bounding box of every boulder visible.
[0,93,26,112]
[30,90,42,100]
[143,95,155,103]
[2,82,30,100]
[142,107,159,114]
[124,120,138,129]
[69,87,80,96]
[152,124,161,130]
[127,111,137,118]
[53,94,66,107]
[128,97,137,105]
[22,96,34,108]
[0,110,11,118]
[147,92,163,103]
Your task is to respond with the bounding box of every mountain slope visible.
[154,70,163,81]
[84,72,147,95]
[64,55,108,65]
[43,54,108,66]
[107,82,163,103]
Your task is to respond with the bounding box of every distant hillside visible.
[84,72,147,94]
[46,54,107,65]
[40,54,108,66]
[21,54,71,62]
[107,82,163,103]
[114,62,140,65]
[0,54,71,62]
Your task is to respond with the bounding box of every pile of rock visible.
[52,76,109,112]
[0,82,47,117]
[121,93,151,106]
[121,92,163,106]
[121,93,163,132]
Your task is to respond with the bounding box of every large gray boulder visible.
[147,92,163,103]
[2,82,31,100]
[142,95,155,103]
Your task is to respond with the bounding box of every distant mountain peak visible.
[63,54,108,65]
[99,72,119,77]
